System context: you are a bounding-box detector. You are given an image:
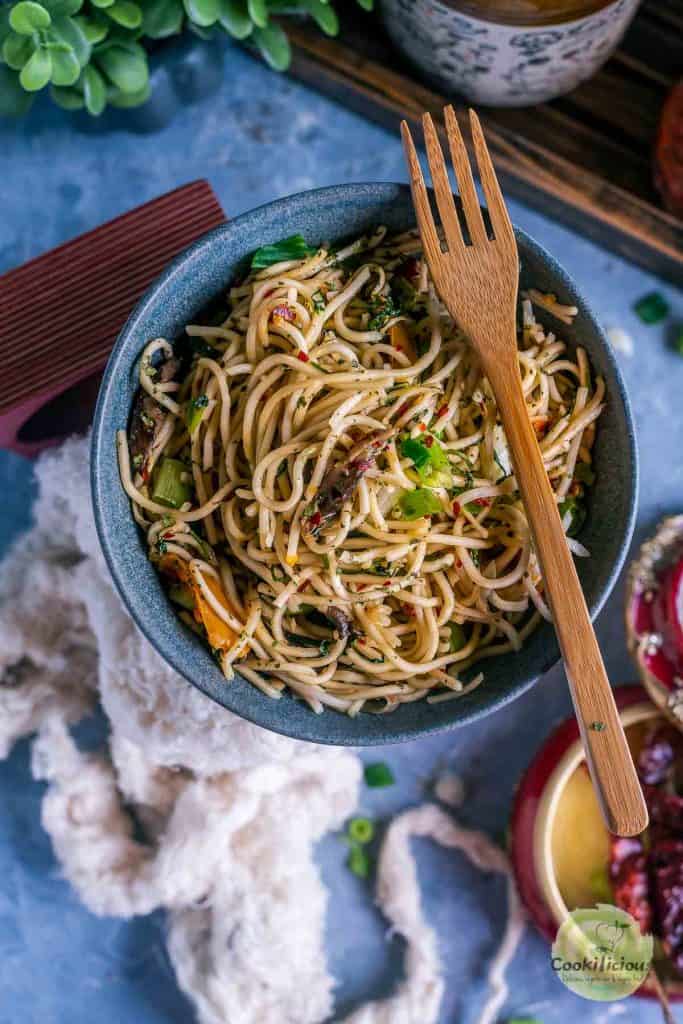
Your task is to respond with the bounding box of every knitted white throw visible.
[0,437,524,1024]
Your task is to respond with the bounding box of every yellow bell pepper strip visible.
[158,554,238,652]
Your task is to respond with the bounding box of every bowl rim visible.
[91,181,639,745]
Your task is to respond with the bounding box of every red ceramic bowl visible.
[510,685,682,1000]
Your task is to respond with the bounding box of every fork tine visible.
[421,113,464,252]
[400,120,442,268]
[468,109,514,245]
[443,106,487,248]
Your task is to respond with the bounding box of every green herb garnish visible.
[186,393,209,435]
[251,234,315,271]
[574,462,595,486]
[634,291,669,325]
[364,762,395,788]
[367,294,401,331]
[559,496,587,538]
[589,720,606,732]
[399,488,442,520]
[348,817,375,844]
[449,622,467,652]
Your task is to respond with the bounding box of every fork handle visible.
[486,351,647,837]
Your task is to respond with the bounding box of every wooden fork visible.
[402,106,647,838]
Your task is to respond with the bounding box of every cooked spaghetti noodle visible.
[117,227,603,715]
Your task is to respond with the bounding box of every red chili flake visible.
[358,637,366,645]
[418,422,426,432]
[474,497,490,507]
[455,559,462,569]
[383,580,392,587]
[394,345,403,353]
[436,405,449,419]
[423,435,434,448]
[452,500,461,516]
[161,531,174,540]
[297,351,310,362]
[271,304,296,323]
[263,288,274,299]
[357,583,367,591]
[309,511,322,529]
[297,581,308,593]
[397,401,411,418]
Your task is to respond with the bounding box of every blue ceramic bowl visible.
[91,183,638,745]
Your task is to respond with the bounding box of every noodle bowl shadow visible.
[91,183,638,745]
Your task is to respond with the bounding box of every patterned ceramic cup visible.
[378,0,640,106]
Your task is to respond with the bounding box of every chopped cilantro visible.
[368,294,401,331]
[589,720,606,732]
[186,393,209,435]
[559,496,587,537]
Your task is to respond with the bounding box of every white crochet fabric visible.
[0,437,524,1024]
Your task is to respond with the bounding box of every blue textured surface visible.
[1,40,682,1024]
[91,182,637,745]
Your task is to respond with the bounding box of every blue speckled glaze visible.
[91,182,638,746]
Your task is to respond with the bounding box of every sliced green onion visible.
[251,234,316,270]
[399,487,442,520]
[449,622,466,652]
[347,845,371,879]
[168,583,195,611]
[186,393,209,435]
[574,462,595,486]
[348,817,375,845]
[634,291,669,325]
[558,496,586,538]
[400,435,451,488]
[152,457,192,509]
[364,762,394,788]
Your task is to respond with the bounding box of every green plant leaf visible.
[49,82,84,107]
[106,77,149,105]
[73,14,108,42]
[49,41,80,83]
[0,64,35,114]
[50,14,90,63]
[105,1,142,28]
[95,42,147,91]
[9,1,51,34]
[217,0,251,38]
[40,0,83,17]
[304,0,338,35]
[356,0,373,9]
[141,0,183,38]
[252,22,290,70]
[82,62,106,112]
[182,0,220,27]
[2,31,35,69]
[247,0,267,27]
[90,0,116,9]
[19,44,52,88]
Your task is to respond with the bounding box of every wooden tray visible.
[286,0,682,284]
